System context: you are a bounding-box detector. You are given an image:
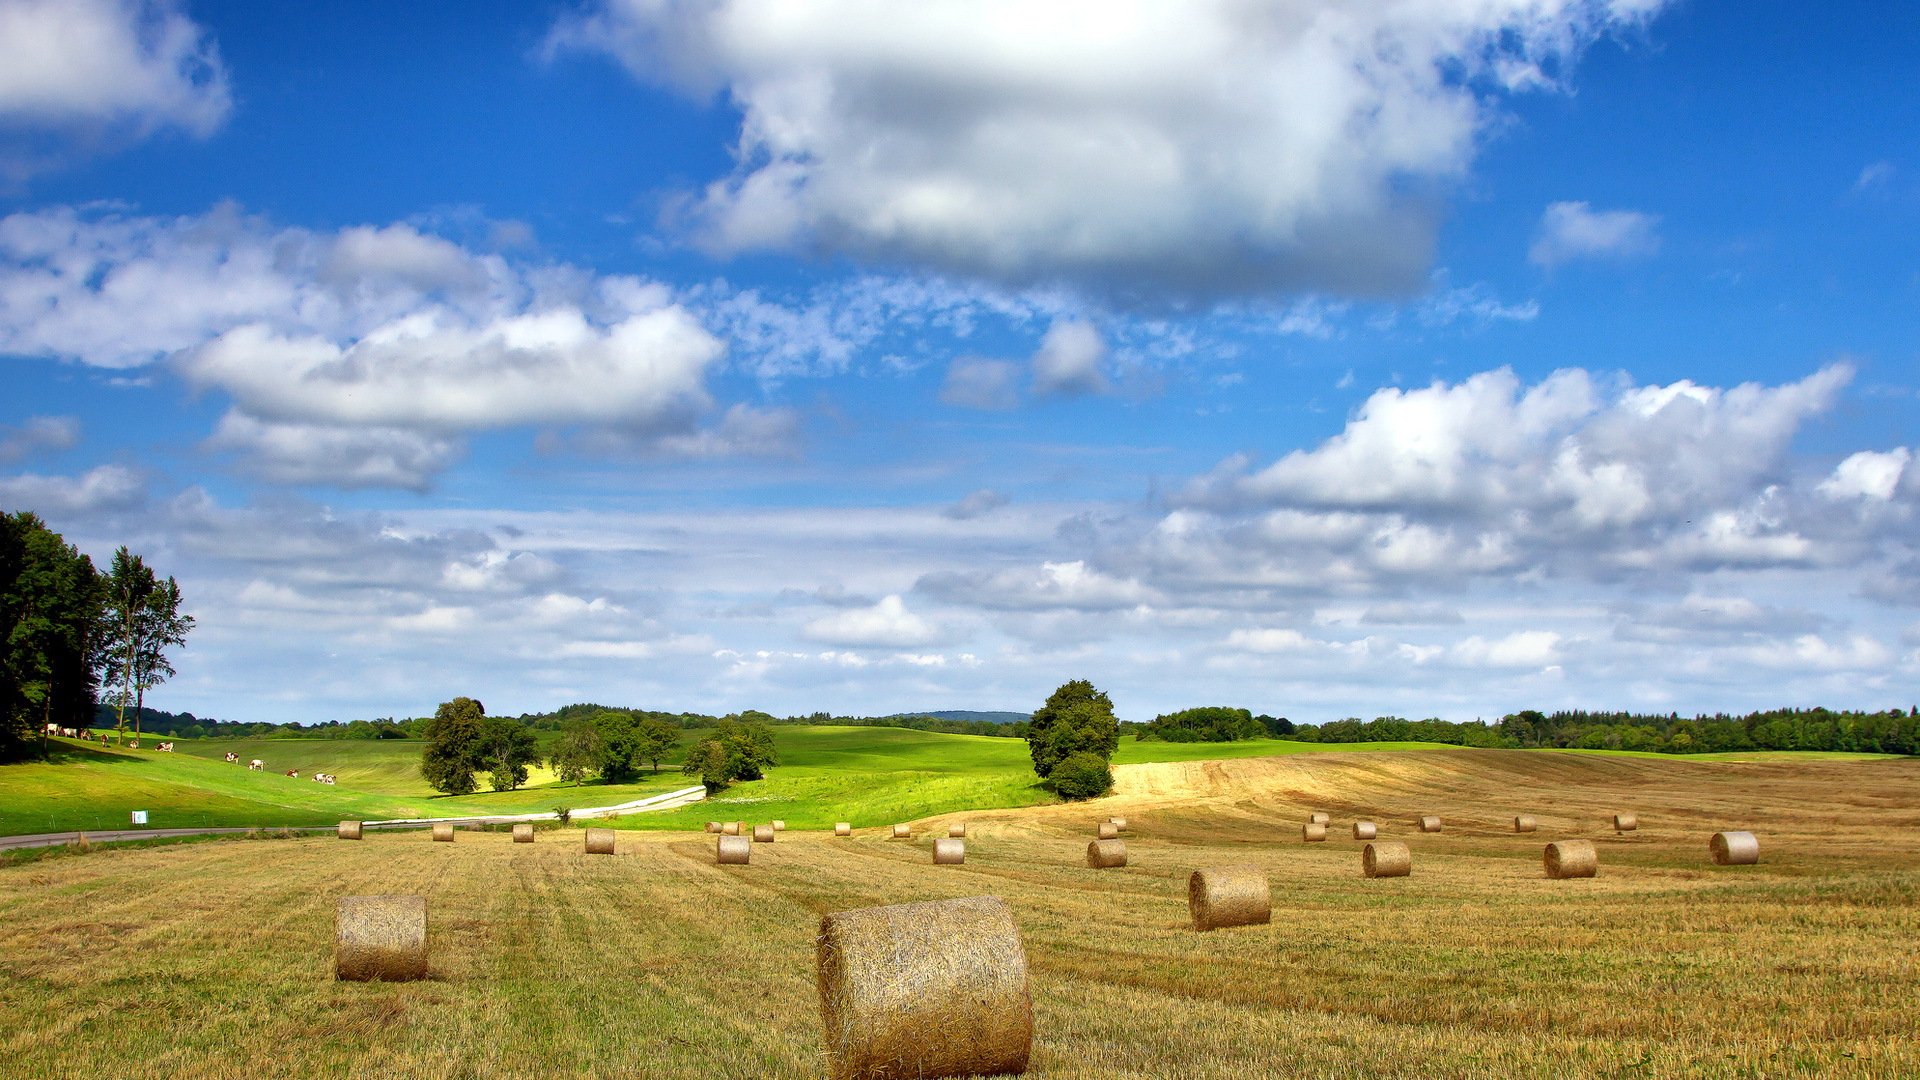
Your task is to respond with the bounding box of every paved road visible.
[0,785,708,852]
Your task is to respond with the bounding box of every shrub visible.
[1049,752,1113,800]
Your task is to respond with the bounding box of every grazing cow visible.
[248,759,263,771]
[286,769,299,779]
[324,775,336,785]
[63,727,77,738]
[45,722,59,734]
[224,752,239,763]
[157,742,174,752]
[128,740,139,749]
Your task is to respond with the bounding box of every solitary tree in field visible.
[421,696,487,795]
[1026,679,1119,780]
[97,547,193,745]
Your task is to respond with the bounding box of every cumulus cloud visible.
[1030,319,1109,397]
[1529,201,1662,267]
[555,0,1666,297]
[0,204,781,487]
[1819,448,1911,501]
[918,560,1158,612]
[0,414,78,462]
[0,0,229,176]
[940,357,1021,410]
[802,594,939,647]
[0,463,145,514]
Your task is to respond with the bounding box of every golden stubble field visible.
[2,749,1916,1079]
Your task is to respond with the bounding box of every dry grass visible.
[1,749,1916,1077]
[334,895,427,982]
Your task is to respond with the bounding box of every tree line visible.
[2,512,194,761]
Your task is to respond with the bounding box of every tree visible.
[680,716,779,791]
[2,513,104,761]
[593,710,646,782]
[1049,751,1114,800]
[479,715,540,791]
[549,719,604,785]
[421,696,487,795]
[635,715,680,773]
[96,547,193,745]
[1026,679,1119,779]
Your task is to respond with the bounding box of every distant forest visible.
[90,702,1920,756]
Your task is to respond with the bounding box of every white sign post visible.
[130,810,148,826]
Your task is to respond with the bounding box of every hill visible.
[893,709,1030,725]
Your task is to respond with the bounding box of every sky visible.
[2,0,1917,726]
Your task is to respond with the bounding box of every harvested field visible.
[1,749,1915,1078]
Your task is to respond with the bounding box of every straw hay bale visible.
[1416,815,1442,833]
[1710,831,1760,865]
[1301,822,1327,842]
[948,822,967,838]
[1513,815,1538,833]
[1613,813,1638,832]
[933,838,966,865]
[835,822,852,836]
[754,823,776,843]
[891,824,911,840]
[773,820,786,831]
[1362,841,1411,878]
[431,822,454,843]
[1308,812,1330,825]
[1544,839,1598,879]
[1107,817,1127,830]
[335,895,427,982]
[705,821,723,834]
[717,835,751,865]
[1096,822,1119,840]
[1086,839,1127,868]
[584,828,615,855]
[816,895,1031,1080]
[337,821,362,841]
[1188,865,1270,931]
[723,821,742,836]
[512,823,534,844]
[1352,821,1376,840]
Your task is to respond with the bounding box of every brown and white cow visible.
[248,759,263,771]
[285,769,299,779]
[156,742,174,752]
[224,751,240,763]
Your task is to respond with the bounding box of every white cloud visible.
[1529,201,1662,267]
[940,357,1021,410]
[943,488,1009,521]
[0,463,144,514]
[0,414,78,461]
[1451,630,1562,668]
[205,413,462,492]
[556,0,1666,296]
[918,559,1158,612]
[1030,319,1109,397]
[1853,161,1894,193]
[1819,448,1910,501]
[803,594,939,647]
[0,0,230,137]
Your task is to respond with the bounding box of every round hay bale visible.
[1544,839,1598,879]
[1613,812,1638,832]
[723,821,742,836]
[431,822,454,843]
[705,821,723,834]
[948,822,967,838]
[834,822,852,836]
[584,828,615,855]
[1308,812,1330,825]
[1362,841,1412,878]
[1096,822,1119,840]
[1086,839,1127,868]
[772,819,786,832]
[1188,865,1270,931]
[335,895,427,982]
[753,823,775,843]
[1710,831,1760,866]
[337,821,362,841]
[1416,815,1442,833]
[891,824,911,840]
[1352,821,1377,840]
[933,838,965,865]
[1513,815,1538,833]
[816,895,1031,1080]
[1107,816,1128,830]
[512,823,534,844]
[717,835,751,865]
[1302,822,1327,843]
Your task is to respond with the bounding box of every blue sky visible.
[2,0,1917,725]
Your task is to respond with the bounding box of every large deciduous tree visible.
[479,715,540,792]
[97,547,193,744]
[2,512,104,760]
[421,696,488,795]
[1026,679,1119,781]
